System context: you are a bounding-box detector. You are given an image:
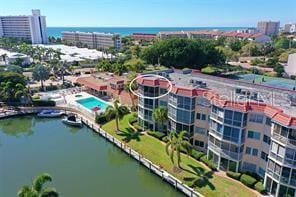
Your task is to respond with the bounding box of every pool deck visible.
[64,91,112,116]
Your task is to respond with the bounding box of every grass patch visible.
[102,114,256,197]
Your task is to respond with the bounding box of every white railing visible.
[79,115,204,197]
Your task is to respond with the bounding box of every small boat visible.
[62,114,83,127]
[37,110,64,118]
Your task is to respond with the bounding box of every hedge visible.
[254,181,266,194]
[95,114,107,124]
[32,100,55,107]
[190,149,205,161]
[132,122,143,132]
[226,171,242,180]
[240,174,257,188]
[200,155,217,170]
[128,115,138,124]
[147,131,166,140]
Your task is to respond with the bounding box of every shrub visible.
[147,131,166,140]
[240,174,257,188]
[133,122,143,132]
[161,136,169,143]
[32,100,55,107]
[201,66,220,75]
[95,114,107,124]
[254,181,266,194]
[200,155,217,170]
[226,171,242,180]
[190,149,205,161]
[128,115,138,124]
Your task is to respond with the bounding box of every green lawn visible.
[102,114,256,197]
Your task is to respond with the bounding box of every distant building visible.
[62,31,121,50]
[158,31,189,39]
[237,28,258,34]
[285,53,296,76]
[132,33,157,42]
[0,9,48,44]
[284,23,296,33]
[158,30,271,43]
[256,21,280,36]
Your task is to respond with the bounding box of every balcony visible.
[269,152,284,163]
[272,133,296,148]
[208,141,242,161]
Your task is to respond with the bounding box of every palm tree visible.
[152,107,168,132]
[105,100,128,133]
[165,130,192,168]
[32,65,50,91]
[124,72,137,111]
[17,173,58,197]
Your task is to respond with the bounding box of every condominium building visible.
[0,9,48,44]
[284,23,296,34]
[61,31,121,50]
[257,21,280,36]
[137,70,296,197]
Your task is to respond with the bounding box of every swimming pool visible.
[76,97,110,112]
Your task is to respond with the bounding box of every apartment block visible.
[284,24,296,34]
[257,21,280,36]
[61,31,121,50]
[137,70,296,197]
[0,9,48,44]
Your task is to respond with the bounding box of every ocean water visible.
[47,27,247,37]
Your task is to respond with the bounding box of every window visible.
[195,127,206,135]
[196,113,206,121]
[223,126,240,143]
[242,162,256,172]
[263,135,271,145]
[261,151,268,162]
[266,117,272,126]
[194,140,204,147]
[159,100,167,107]
[252,148,258,156]
[246,147,252,154]
[249,113,264,123]
[258,167,266,177]
[202,114,206,120]
[248,131,261,140]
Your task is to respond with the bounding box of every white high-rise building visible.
[0,9,48,44]
[285,53,296,76]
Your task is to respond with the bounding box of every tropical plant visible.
[152,107,168,132]
[104,100,129,133]
[32,65,50,91]
[5,65,23,74]
[17,173,58,197]
[124,72,137,110]
[165,130,192,168]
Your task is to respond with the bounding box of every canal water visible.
[0,116,184,197]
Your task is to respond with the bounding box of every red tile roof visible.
[137,77,296,127]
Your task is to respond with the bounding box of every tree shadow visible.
[118,128,142,143]
[183,164,215,190]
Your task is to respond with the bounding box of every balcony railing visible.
[272,132,287,144]
[269,152,284,163]
[272,133,296,148]
[208,141,242,161]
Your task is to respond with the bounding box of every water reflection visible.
[0,116,36,137]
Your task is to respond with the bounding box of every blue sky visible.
[1,0,295,27]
